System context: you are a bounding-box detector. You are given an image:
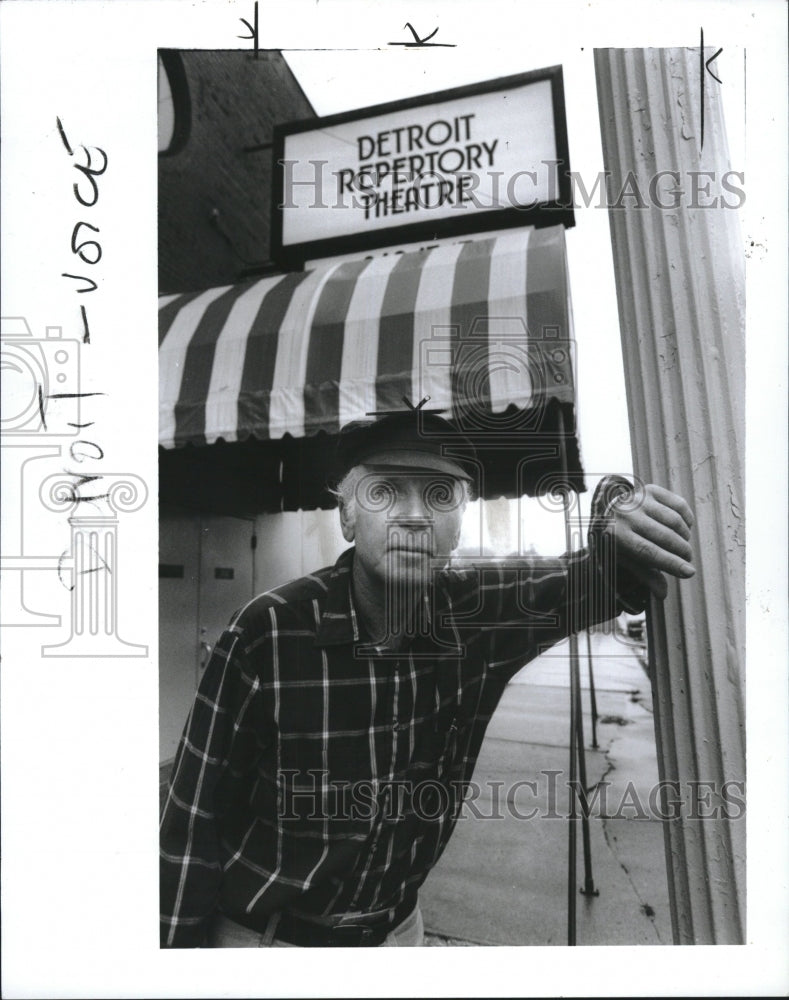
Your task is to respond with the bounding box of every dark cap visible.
[335,410,477,482]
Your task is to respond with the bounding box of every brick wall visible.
[158,50,314,295]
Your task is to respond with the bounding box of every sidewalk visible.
[420,627,672,946]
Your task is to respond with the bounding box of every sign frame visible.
[271,65,574,268]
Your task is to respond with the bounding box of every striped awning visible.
[159,226,583,512]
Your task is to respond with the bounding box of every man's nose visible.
[391,489,432,522]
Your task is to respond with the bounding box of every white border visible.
[1,1,786,997]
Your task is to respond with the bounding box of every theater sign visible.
[272,67,573,266]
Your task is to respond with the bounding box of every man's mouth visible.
[387,543,431,555]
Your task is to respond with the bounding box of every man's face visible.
[341,465,466,587]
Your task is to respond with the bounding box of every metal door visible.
[197,514,256,678]
[159,510,255,763]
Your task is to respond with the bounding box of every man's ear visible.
[339,500,355,542]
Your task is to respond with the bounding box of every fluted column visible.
[594,48,745,943]
[39,474,149,657]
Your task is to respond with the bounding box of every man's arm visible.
[462,476,694,678]
[159,624,267,948]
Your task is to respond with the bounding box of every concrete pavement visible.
[421,626,672,946]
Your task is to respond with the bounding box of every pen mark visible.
[389,23,456,47]
[58,550,76,591]
[47,392,105,399]
[62,273,98,294]
[56,116,72,155]
[38,384,48,431]
[81,304,91,344]
[700,27,705,152]
[699,28,724,153]
[705,47,723,85]
[239,1,260,58]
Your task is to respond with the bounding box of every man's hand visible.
[609,483,695,600]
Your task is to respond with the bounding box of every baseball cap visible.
[335,407,477,482]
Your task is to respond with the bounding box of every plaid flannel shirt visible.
[160,478,643,947]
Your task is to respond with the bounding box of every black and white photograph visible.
[1,1,787,997]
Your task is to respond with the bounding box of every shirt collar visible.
[314,547,359,647]
[315,548,460,653]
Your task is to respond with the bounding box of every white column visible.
[594,47,745,944]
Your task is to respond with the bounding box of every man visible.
[160,409,694,947]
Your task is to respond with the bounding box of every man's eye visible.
[423,479,457,511]
[359,477,397,512]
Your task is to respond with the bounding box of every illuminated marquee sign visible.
[272,66,573,266]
